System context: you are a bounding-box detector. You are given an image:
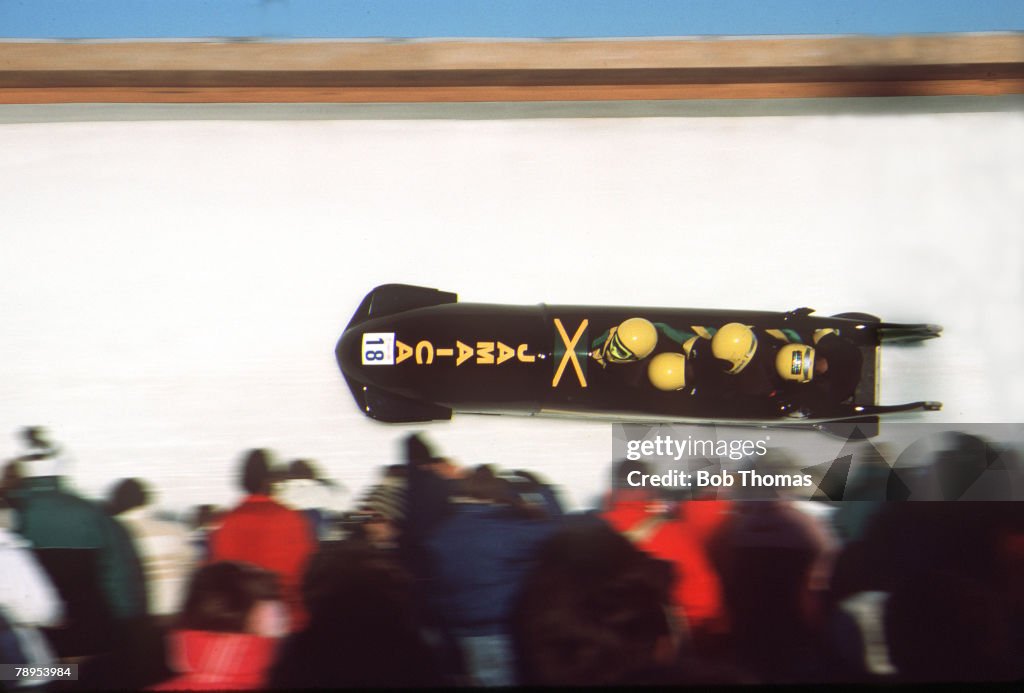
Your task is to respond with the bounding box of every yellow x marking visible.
[552,318,588,388]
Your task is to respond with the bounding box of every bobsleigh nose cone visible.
[336,326,373,383]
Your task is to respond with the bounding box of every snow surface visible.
[2,99,1022,513]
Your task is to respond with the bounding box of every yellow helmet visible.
[602,317,657,363]
[776,343,815,382]
[647,352,687,391]
[711,323,757,374]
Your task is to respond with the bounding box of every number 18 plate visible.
[361,332,395,365]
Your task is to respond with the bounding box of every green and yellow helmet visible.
[601,317,657,363]
[776,343,815,383]
[711,323,758,374]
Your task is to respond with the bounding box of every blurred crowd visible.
[0,425,1021,689]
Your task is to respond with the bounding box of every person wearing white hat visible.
[5,427,148,668]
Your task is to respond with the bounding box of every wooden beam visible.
[2,34,1022,103]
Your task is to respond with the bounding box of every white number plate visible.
[361,332,395,365]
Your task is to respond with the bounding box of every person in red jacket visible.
[602,460,727,648]
[151,562,283,691]
[209,449,316,631]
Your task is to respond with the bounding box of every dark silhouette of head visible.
[178,562,280,633]
[403,432,440,467]
[512,519,677,686]
[287,459,316,481]
[240,449,273,496]
[708,501,828,681]
[107,478,149,516]
[458,465,509,502]
[270,542,442,688]
[612,458,650,488]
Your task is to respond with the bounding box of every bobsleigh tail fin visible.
[343,376,453,423]
[346,284,457,329]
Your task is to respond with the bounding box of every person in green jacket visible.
[6,427,148,655]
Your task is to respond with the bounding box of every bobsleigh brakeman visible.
[335,284,942,435]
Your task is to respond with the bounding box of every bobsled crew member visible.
[711,322,759,375]
[647,352,690,392]
[592,317,659,366]
[776,343,816,383]
[774,328,863,408]
[688,323,781,399]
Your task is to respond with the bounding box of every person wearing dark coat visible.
[422,466,558,687]
[7,427,160,688]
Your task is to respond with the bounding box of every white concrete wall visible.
[2,99,1022,512]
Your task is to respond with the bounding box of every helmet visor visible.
[604,330,639,362]
[786,346,814,382]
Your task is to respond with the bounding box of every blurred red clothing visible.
[603,492,726,635]
[209,495,315,630]
[678,497,732,548]
[150,630,277,690]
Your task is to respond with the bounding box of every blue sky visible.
[1,1,1022,39]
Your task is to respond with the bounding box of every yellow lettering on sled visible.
[476,342,495,364]
[496,342,515,364]
[395,340,413,365]
[404,339,536,367]
[415,341,434,365]
[456,341,474,366]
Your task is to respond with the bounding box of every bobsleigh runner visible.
[335,284,942,436]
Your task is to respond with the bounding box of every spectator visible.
[423,465,558,686]
[603,459,726,644]
[209,449,316,632]
[886,569,1016,682]
[189,504,222,562]
[831,437,1024,601]
[400,433,461,555]
[276,459,350,541]
[504,469,566,518]
[709,500,836,683]
[0,498,62,688]
[511,518,686,686]
[1,459,23,509]
[269,542,443,688]
[396,433,462,651]
[152,562,284,690]
[6,427,147,658]
[828,474,1024,683]
[349,467,407,552]
[107,478,197,620]
[0,499,62,628]
[830,443,894,543]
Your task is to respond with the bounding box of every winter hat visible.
[404,433,440,467]
[360,483,407,524]
[12,426,67,478]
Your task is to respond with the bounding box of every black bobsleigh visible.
[335,284,942,435]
